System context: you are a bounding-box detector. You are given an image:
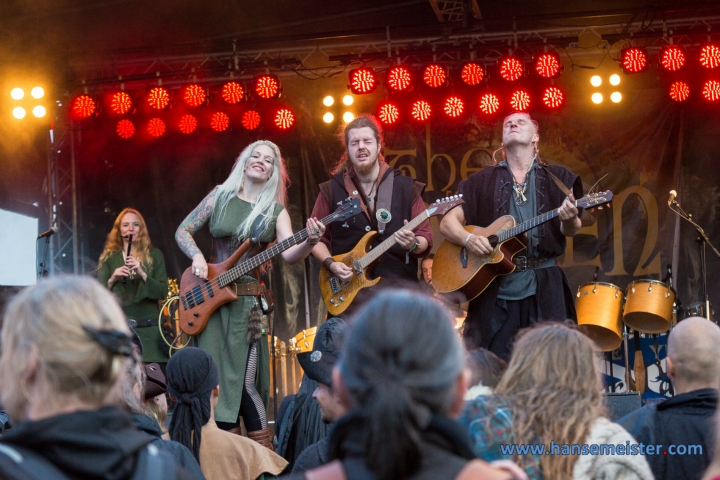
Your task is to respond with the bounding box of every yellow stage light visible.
[610,92,622,103]
[590,76,602,87]
[323,96,334,107]
[591,93,604,104]
[343,111,355,122]
[609,74,621,86]
[11,88,24,100]
[12,107,26,119]
[33,106,47,117]
[31,87,44,99]
[342,95,354,106]
[323,112,334,123]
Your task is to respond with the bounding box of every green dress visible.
[198,196,284,424]
[97,248,169,363]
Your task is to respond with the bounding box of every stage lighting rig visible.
[479,93,500,115]
[411,100,432,121]
[387,65,413,92]
[510,90,531,111]
[211,112,231,132]
[443,96,464,118]
[147,87,171,110]
[147,118,167,137]
[221,82,245,105]
[378,103,400,125]
[702,80,720,101]
[116,119,135,139]
[182,84,207,107]
[178,114,199,134]
[534,52,562,79]
[423,64,447,88]
[699,44,720,69]
[658,45,686,72]
[669,81,690,102]
[499,57,524,82]
[242,110,261,130]
[71,94,97,119]
[620,47,649,74]
[542,87,564,109]
[348,67,378,95]
[275,108,295,130]
[255,74,281,99]
[110,91,133,115]
[460,63,484,86]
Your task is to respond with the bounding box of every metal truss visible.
[66,10,720,93]
[428,0,481,23]
[45,121,80,276]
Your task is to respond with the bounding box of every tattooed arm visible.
[175,188,217,279]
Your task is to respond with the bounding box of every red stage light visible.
[479,93,500,115]
[183,84,206,107]
[349,67,378,95]
[210,112,230,132]
[178,114,198,134]
[423,64,447,88]
[255,75,280,99]
[535,52,562,78]
[411,100,432,121]
[387,66,413,92]
[71,94,96,119]
[116,119,135,139]
[461,63,484,86]
[275,108,295,129]
[110,92,133,115]
[378,103,400,124]
[242,110,261,130]
[702,80,720,101]
[620,47,649,74]
[700,44,720,69]
[147,118,166,137]
[499,57,524,81]
[147,87,171,110]
[669,81,690,102]
[658,45,686,72]
[221,81,245,104]
[510,90,531,111]
[444,96,464,117]
[543,86,565,109]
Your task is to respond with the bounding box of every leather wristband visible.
[322,257,335,271]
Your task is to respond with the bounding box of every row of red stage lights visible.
[377,87,565,125]
[669,80,720,102]
[113,108,295,139]
[349,53,563,94]
[621,44,720,73]
[69,76,281,119]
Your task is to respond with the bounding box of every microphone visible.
[37,226,58,239]
[668,190,677,206]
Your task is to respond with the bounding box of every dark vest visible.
[324,169,420,283]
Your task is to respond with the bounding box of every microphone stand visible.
[37,235,51,279]
[669,199,720,320]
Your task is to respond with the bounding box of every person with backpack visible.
[0,275,196,479]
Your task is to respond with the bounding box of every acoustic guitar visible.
[432,191,613,301]
[319,195,465,316]
[178,197,361,336]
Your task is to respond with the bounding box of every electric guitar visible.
[178,197,361,335]
[432,191,613,301]
[319,195,465,316]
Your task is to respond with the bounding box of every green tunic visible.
[97,248,169,363]
[198,196,284,424]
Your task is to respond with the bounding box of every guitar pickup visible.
[184,291,195,308]
[180,296,188,310]
[330,277,343,294]
[460,247,468,269]
[192,285,205,305]
[206,282,214,297]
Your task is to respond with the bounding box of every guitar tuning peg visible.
[459,194,463,198]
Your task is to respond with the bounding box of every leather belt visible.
[232,282,265,296]
[128,318,158,328]
[512,256,557,272]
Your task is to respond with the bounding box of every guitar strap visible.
[375,170,394,234]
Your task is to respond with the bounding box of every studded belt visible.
[512,256,557,272]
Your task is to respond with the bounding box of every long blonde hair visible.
[213,140,289,240]
[98,208,153,268]
[494,323,605,480]
[0,276,132,423]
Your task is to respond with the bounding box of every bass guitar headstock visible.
[426,194,465,217]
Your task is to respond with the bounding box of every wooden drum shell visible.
[623,280,675,334]
[576,282,624,352]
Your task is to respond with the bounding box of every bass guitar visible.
[319,195,465,316]
[432,191,613,301]
[178,197,361,335]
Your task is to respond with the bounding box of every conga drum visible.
[623,280,675,334]
[575,282,624,352]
